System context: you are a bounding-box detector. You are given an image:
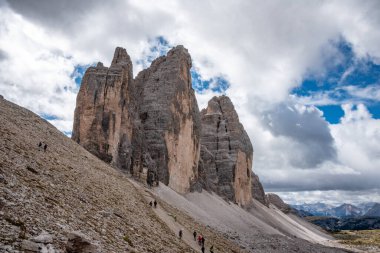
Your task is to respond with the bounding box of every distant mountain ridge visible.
[365,203,380,217]
[292,202,380,218]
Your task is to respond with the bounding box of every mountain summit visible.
[72,46,265,207]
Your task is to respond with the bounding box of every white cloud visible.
[0,5,76,133]
[332,104,380,174]
[343,85,380,101]
[275,189,380,206]
[1,0,380,204]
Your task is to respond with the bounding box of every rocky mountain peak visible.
[72,45,265,205]
[167,45,191,62]
[73,45,201,194]
[111,46,132,67]
[197,95,262,207]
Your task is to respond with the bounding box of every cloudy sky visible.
[1,0,379,205]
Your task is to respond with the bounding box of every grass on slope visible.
[332,230,380,253]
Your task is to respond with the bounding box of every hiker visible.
[201,236,205,246]
[149,201,153,207]
[198,235,202,246]
[193,230,197,241]
[43,143,48,152]
[210,245,214,253]
[201,245,205,253]
[179,229,183,239]
[38,142,42,150]
[154,200,157,208]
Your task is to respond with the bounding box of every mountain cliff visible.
[72,46,265,206]
[197,96,254,206]
[0,97,248,252]
[73,46,201,194]
[0,96,352,252]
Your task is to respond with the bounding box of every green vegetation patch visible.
[123,235,134,247]
[333,230,380,247]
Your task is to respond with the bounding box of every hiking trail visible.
[129,180,202,253]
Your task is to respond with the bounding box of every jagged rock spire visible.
[111,47,132,67]
[72,45,265,203]
[198,95,255,207]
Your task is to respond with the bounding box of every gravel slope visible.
[154,183,354,253]
[0,97,242,252]
[0,97,354,253]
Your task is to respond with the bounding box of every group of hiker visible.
[147,194,214,252]
[149,199,157,208]
[178,229,214,253]
[37,142,48,152]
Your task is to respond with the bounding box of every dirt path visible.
[129,180,202,253]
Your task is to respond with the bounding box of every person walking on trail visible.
[38,142,42,151]
[154,200,157,208]
[201,245,205,253]
[43,143,48,152]
[201,236,205,246]
[149,201,153,207]
[210,245,214,253]
[198,235,202,246]
[193,230,197,241]
[179,229,183,239]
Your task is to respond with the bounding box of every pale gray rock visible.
[267,193,292,213]
[20,240,39,252]
[198,96,255,207]
[132,45,201,193]
[31,231,53,244]
[251,172,268,206]
[66,231,101,253]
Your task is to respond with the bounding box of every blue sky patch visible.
[70,64,93,88]
[41,114,59,121]
[63,131,72,137]
[191,68,230,93]
[138,36,230,95]
[136,36,172,69]
[317,105,345,124]
[292,39,380,123]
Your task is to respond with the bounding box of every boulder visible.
[31,231,53,244]
[66,231,101,253]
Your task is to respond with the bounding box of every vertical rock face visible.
[72,46,201,194]
[251,172,268,206]
[72,47,134,166]
[133,46,201,193]
[198,96,253,206]
[72,45,266,202]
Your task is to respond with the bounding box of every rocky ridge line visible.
[72,45,266,206]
